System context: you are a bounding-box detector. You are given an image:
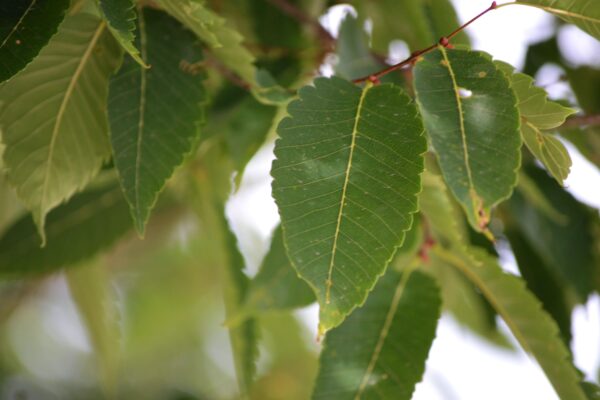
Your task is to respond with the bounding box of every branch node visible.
[368,75,381,85]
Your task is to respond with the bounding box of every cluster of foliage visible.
[1,0,600,399]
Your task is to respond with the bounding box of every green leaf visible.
[225,96,277,186]
[562,127,600,170]
[428,255,512,348]
[523,36,561,76]
[351,0,468,53]
[241,225,314,318]
[98,0,147,67]
[156,0,286,105]
[312,270,441,400]
[0,156,23,235]
[272,77,426,332]
[419,170,467,246]
[567,66,600,114]
[0,0,70,83]
[66,261,121,398]
[413,48,521,234]
[0,182,132,276]
[507,166,598,300]
[155,0,253,78]
[563,66,600,171]
[422,0,470,46]
[108,8,206,235]
[583,381,600,400]
[221,211,258,396]
[252,313,319,400]
[496,61,575,184]
[434,245,587,400]
[504,226,574,343]
[421,172,511,347]
[0,14,122,243]
[517,0,600,41]
[524,124,573,182]
[516,171,567,224]
[334,13,384,81]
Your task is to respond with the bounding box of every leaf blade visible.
[155,0,290,105]
[414,48,521,233]
[66,261,121,397]
[313,270,441,400]
[242,225,315,318]
[496,61,575,184]
[108,9,207,234]
[0,14,122,242]
[435,245,587,400]
[517,0,600,41]
[0,0,70,83]
[98,0,147,67]
[272,77,426,331]
[0,182,132,276]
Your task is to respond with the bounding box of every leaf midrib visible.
[0,0,37,49]
[354,268,415,399]
[40,22,106,218]
[439,47,476,199]
[325,82,372,304]
[133,8,148,232]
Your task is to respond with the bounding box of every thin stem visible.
[561,114,600,129]
[203,53,251,90]
[353,1,498,84]
[447,1,498,40]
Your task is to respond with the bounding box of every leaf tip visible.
[32,212,47,248]
[133,218,146,239]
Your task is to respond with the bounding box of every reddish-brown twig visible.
[353,1,498,84]
[562,114,600,129]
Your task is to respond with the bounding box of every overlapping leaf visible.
[414,48,521,235]
[313,270,441,400]
[420,172,510,346]
[66,261,121,397]
[496,61,575,184]
[272,77,426,332]
[0,183,131,276]
[517,0,600,41]
[156,0,289,105]
[419,170,467,246]
[98,0,146,67]
[220,212,258,396]
[0,0,70,83]
[225,97,277,187]
[108,9,206,235]
[435,245,587,400]
[156,0,253,79]
[351,0,468,53]
[563,66,600,171]
[335,13,385,81]
[504,227,573,343]
[507,166,598,300]
[0,14,122,243]
[240,225,314,319]
[0,157,23,235]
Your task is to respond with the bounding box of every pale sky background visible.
[226,1,600,399]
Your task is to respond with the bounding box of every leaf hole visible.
[458,87,473,98]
